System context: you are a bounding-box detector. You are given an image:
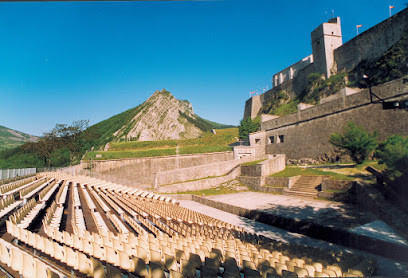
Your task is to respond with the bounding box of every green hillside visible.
[0,125,38,151]
[85,90,235,150]
[84,128,238,160]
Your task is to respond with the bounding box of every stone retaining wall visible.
[155,165,241,194]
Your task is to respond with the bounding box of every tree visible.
[238,117,260,140]
[376,135,408,178]
[329,122,378,164]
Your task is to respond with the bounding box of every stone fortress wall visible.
[244,7,408,120]
[250,77,408,160]
[334,9,408,73]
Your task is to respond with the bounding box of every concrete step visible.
[284,190,317,198]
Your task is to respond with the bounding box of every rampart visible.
[81,151,234,185]
[260,78,408,160]
[334,8,408,72]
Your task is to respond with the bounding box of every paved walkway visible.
[207,192,376,229]
[179,199,408,276]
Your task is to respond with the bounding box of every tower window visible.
[278,135,285,143]
[269,136,275,144]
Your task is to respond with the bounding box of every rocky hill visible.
[0,125,38,150]
[88,89,234,148]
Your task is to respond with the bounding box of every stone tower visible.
[311,17,343,77]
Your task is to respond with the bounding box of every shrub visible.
[329,122,378,164]
[376,135,408,178]
[238,117,260,140]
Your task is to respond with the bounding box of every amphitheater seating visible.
[0,195,23,219]
[20,178,55,200]
[1,171,377,278]
[0,176,44,196]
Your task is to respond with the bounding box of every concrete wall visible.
[155,158,244,186]
[240,155,286,177]
[261,78,408,160]
[156,165,241,193]
[233,145,265,159]
[82,151,234,186]
[334,8,408,73]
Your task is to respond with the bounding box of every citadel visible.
[240,7,408,161]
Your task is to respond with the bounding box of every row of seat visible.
[0,195,15,211]
[20,178,55,200]
[34,172,377,277]
[81,183,97,210]
[39,180,61,202]
[89,185,111,212]
[7,220,108,277]
[0,231,64,278]
[0,176,38,195]
[56,182,69,205]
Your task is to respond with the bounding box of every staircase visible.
[284,176,323,198]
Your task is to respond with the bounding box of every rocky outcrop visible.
[113,90,204,141]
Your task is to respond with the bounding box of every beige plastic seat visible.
[63,231,73,247]
[188,253,202,269]
[105,245,119,266]
[82,238,93,256]
[92,241,105,260]
[27,230,36,247]
[34,258,48,278]
[78,250,92,275]
[21,252,37,278]
[243,260,257,271]
[243,268,262,278]
[292,259,305,268]
[286,261,297,272]
[169,270,185,278]
[274,262,288,276]
[314,271,330,277]
[91,257,106,278]
[107,264,122,278]
[44,238,55,257]
[165,254,178,272]
[64,246,79,270]
[9,247,23,272]
[137,246,148,262]
[149,261,166,278]
[150,249,162,264]
[0,244,9,267]
[46,268,61,278]
[282,270,299,278]
[19,227,29,244]
[322,268,337,277]
[180,259,196,277]
[132,256,148,277]
[53,241,65,263]
[118,250,133,271]
[35,233,45,253]
[73,234,83,251]
[327,265,342,277]
[260,265,277,278]
[293,266,308,278]
[303,264,316,277]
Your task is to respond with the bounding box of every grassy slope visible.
[0,125,38,151]
[270,161,384,181]
[84,128,238,160]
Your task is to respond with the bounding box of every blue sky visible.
[0,0,405,136]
